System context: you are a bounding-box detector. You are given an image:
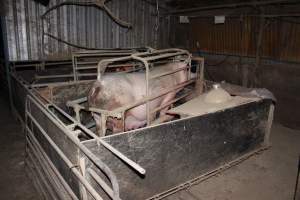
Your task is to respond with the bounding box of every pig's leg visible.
[92,113,105,137]
[159,92,176,116]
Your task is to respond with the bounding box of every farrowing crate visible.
[9,48,274,200]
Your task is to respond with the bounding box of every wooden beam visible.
[168,0,300,15]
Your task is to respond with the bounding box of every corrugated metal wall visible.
[189,17,300,63]
[5,0,172,61]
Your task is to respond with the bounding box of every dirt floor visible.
[0,94,299,200]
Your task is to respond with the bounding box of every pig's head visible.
[87,80,124,136]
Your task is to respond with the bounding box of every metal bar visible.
[76,63,137,69]
[26,147,60,200]
[144,52,189,62]
[149,66,190,80]
[35,74,74,79]
[35,73,99,80]
[67,97,87,105]
[25,159,50,199]
[72,54,77,81]
[74,52,133,58]
[150,91,192,115]
[130,54,151,125]
[111,79,195,114]
[88,168,114,199]
[293,155,300,200]
[132,48,186,57]
[30,80,93,88]
[26,111,105,200]
[26,134,75,200]
[28,94,145,176]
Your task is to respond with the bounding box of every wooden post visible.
[254,13,266,87]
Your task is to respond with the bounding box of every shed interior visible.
[0,0,299,200]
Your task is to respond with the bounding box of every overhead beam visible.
[189,13,300,19]
[168,0,300,15]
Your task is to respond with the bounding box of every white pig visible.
[88,62,188,136]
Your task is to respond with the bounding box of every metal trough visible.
[9,48,274,200]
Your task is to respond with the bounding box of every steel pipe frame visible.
[10,58,146,178]
[26,132,77,200]
[72,48,153,81]
[89,48,192,134]
[11,49,204,199]
[67,49,198,135]
[25,95,121,200]
[29,87,146,176]
[64,49,197,131]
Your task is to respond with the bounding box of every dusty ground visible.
[167,121,300,200]
[0,94,299,200]
[0,95,38,200]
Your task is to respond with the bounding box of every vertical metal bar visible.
[72,54,77,81]
[293,155,300,200]
[264,104,274,147]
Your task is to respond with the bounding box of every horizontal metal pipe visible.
[30,80,93,88]
[27,94,136,198]
[150,91,192,115]
[149,66,190,80]
[67,97,88,105]
[88,169,116,200]
[111,79,196,114]
[28,93,123,179]
[132,48,187,57]
[26,136,73,200]
[26,148,60,200]
[74,53,133,58]
[26,127,79,200]
[64,102,146,175]
[26,111,105,200]
[25,159,51,199]
[12,63,72,69]
[35,74,74,79]
[144,52,189,62]
[76,63,137,69]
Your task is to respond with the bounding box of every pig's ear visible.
[88,84,101,107]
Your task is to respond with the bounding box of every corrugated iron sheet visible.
[5,0,171,61]
[190,17,300,63]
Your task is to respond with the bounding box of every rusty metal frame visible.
[26,94,123,200]
[10,48,154,84]
[72,48,154,81]
[66,49,205,137]
[10,54,275,200]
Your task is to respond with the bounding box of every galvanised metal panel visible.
[82,99,272,200]
[5,0,171,61]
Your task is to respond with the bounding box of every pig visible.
[88,61,188,136]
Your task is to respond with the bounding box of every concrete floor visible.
[0,95,299,200]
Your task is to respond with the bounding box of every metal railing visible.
[25,94,122,200]
[67,49,205,138]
